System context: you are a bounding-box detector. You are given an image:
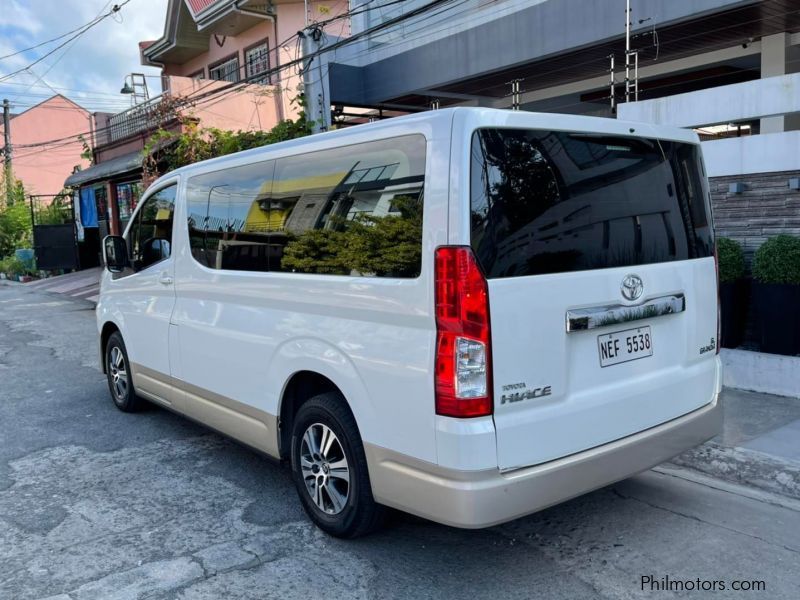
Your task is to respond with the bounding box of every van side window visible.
[185,160,276,271]
[271,135,426,277]
[185,135,426,278]
[126,184,176,272]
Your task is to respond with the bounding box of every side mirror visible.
[103,235,129,273]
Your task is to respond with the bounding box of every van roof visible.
[152,107,700,188]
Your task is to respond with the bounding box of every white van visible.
[98,108,722,537]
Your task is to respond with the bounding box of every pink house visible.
[1,95,92,198]
[65,0,349,248]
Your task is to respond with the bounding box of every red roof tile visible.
[185,0,220,15]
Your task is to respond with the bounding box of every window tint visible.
[126,184,176,271]
[186,160,276,271]
[470,129,713,279]
[185,135,426,278]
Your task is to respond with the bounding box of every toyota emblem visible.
[621,274,644,301]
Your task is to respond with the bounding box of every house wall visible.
[2,96,91,197]
[159,1,347,121]
[617,72,800,130]
[169,21,273,79]
[167,75,282,132]
[702,131,800,178]
[711,170,800,260]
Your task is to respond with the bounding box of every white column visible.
[760,33,790,134]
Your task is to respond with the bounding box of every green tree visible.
[0,177,32,257]
[281,196,423,277]
[142,96,313,184]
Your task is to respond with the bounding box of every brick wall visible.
[710,169,800,266]
[709,169,800,350]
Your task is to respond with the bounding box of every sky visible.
[0,0,170,115]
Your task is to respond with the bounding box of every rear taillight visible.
[434,246,492,417]
[714,243,721,354]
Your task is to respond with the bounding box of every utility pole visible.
[2,98,11,206]
[299,27,330,134]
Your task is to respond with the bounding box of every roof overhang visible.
[142,0,208,65]
[64,151,144,188]
[330,0,800,110]
[193,0,275,35]
[142,0,274,66]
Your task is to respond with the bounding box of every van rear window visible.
[469,128,714,279]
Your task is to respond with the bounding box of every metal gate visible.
[30,194,79,271]
[33,224,78,271]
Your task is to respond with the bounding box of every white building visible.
[311,0,800,256]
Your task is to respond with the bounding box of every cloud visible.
[0,0,169,113]
[0,0,44,34]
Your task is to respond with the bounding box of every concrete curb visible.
[671,441,800,500]
[721,348,800,398]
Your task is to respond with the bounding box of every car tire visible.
[105,331,143,413]
[290,392,385,538]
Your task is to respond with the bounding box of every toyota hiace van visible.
[98,108,722,537]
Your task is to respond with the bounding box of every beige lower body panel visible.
[365,396,721,529]
[130,363,280,458]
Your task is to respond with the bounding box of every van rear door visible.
[469,128,718,471]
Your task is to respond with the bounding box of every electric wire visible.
[0,1,133,83]
[10,0,799,158]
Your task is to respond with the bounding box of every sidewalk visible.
[673,387,800,500]
[23,267,102,303]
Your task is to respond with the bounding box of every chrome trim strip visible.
[566,293,685,332]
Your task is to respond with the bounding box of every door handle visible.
[159,273,173,285]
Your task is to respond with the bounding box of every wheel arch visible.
[99,321,121,373]
[279,371,345,458]
[271,339,374,460]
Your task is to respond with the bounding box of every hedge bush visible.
[0,255,27,277]
[752,234,800,285]
[716,237,745,283]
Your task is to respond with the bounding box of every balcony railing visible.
[107,94,178,143]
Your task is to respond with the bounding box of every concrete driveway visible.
[24,267,102,304]
[1,283,798,600]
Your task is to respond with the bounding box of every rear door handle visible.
[159,272,173,285]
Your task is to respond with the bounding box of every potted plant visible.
[751,234,800,355]
[717,237,748,348]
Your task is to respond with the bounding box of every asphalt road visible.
[1,283,799,600]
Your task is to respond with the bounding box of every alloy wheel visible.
[108,346,129,402]
[300,422,351,515]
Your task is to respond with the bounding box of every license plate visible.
[597,326,653,367]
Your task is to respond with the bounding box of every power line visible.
[7,0,442,156]
[15,0,794,159]
[180,0,460,117]
[5,0,118,108]
[0,1,133,83]
[0,8,107,61]
[0,80,127,98]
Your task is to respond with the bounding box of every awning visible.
[64,150,144,188]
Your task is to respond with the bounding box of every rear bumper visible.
[365,395,721,528]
